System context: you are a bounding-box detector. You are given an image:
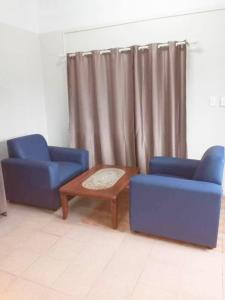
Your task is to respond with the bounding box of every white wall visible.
[40,9,225,160]
[40,32,69,146]
[0,0,39,32]
[0,0,47,159]
[37,0,225,33]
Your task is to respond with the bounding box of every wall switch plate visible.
[220,97,225,107]
[210,96,217,107]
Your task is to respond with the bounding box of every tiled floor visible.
[0,194,224,300]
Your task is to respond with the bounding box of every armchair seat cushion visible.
[58,162,84,185]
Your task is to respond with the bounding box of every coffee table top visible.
[59,164,139,200]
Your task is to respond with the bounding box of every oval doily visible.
[82,168,125,190]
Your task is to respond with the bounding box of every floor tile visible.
[47,237,86,260]
[0,215,22,238]
[20,231,59,254]
[0,243,11,260]
[131,281,178,300]
[53,242,116,297]
[182,246,223,273]
[65,223,125,250]
[41,219,73,237]
[40,288,75,300]
[150,239,189,267]
[0,270,16,294]
[1,200,225,300]
[22,256,69,287]
[177,291,222,300]
[86,234,153,299]
[1,278,46,300]
[0,249,40,275]
[139,258,182,293]
[180,268,223,299]
[0,226,35,250]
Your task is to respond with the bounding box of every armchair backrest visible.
[193,146,225,185]
[7,134,50,161]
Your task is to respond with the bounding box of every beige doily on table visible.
[82,168,125,190]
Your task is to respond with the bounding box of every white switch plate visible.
[220,97,225,107]
[210,96,217,106]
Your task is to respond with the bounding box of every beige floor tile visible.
[86,234,154,299]
[15,205,54,224]
[25,213,54,226]
[86,265,139,300]
[65,223,126,250]
[86,267,141,300]
[1,201,225,300]
[22,256,69,287]
[0,215,23,238]
[139,258,182,292]
[5,204,53,229]
[86,289,128,300]
[182,246,222,273]
[180,268,223,298]
[131,281,178,300]
[0,249,40,275]
[150,239,190,267]
[41,219,73,237]
[178,291,223,300]
[53,242,116,297]
[40,288,75,300]
[47,237,87,260]
[1,278,46,300]
[0,226,35,250]
[18,220,48,231]
[0,270,16,294]
[20,231,59,254]
[0,243,11,260]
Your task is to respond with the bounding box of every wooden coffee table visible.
[59,165,139,229]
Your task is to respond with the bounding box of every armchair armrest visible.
[1,158,60,189]
[48,146,89,171]
[149,157,199,179]
[131,174,221,196]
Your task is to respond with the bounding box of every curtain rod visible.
[65,40,197,58]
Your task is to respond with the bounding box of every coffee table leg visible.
[111,198,118,229]
[61,194,69,220]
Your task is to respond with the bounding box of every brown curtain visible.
[67,42,186,172]
[134,42,186,171]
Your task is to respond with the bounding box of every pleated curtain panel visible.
[67,42,187,173]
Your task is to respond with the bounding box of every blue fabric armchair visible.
[130,146,225,248]
[1,134,89,210]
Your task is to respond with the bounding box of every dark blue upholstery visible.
[1,134,89,210]
[7,134,50,161]
[58,162,84,185]
[130,146,225,248]
[49,146,89,171]
[150,157,199,179]
[194,146,225,185]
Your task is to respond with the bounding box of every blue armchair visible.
[130,146,225,248]
[1,134,89,210]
